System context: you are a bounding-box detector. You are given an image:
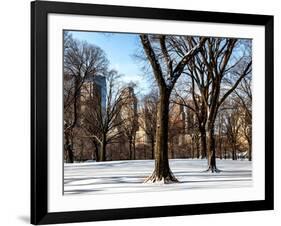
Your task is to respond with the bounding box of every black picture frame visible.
[31,0,274,224]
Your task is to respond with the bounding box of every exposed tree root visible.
[204,166,221,173]
[144,170,179,184]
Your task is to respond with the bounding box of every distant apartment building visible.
[64,73,107,161]
[80,75,107,111]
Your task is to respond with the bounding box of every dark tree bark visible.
[232,147,237,160]
[140,34,206,183]
[150,136,155,159]
[65,132,74,163]
[128,138,132,160]
[99,134,107,161]
[196,136,200,159]
[67,147,74,163]
[145,89,178,182]
[206,126,220,172]
[93,141,99,161]
[133,138,136,160]
[199,127,207,158]
[248,142,252,161]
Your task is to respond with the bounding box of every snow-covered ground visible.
[64,159,252,195]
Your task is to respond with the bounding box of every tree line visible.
[63,31,252,183]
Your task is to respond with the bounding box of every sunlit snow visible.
[64,159,252,195]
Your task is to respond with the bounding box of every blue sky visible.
[69,30,151,95]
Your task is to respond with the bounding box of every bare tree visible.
[139,34,206,183]
[215,111,224,159]
[168,36,211,159]
[234,76,252,160]
[168,101,187,158]
[138,91,158,159]
[171,37,252,171]
[63,32,108,163]
[222,100,242,160]
[173,87,208,159]
[119,85,139,160]
[83,70,129,161]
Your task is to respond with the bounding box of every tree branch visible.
[218,61,252,107]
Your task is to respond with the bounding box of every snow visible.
[64,159,252,195]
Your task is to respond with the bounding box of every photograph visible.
[63,30,253,195]
[30,1,273,224]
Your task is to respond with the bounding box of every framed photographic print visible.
[31,0,274,224]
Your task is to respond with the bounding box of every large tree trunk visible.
[206,125,220,172]
[144,90,178,183]
[150,137,155,159]
[199,127,207,159]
